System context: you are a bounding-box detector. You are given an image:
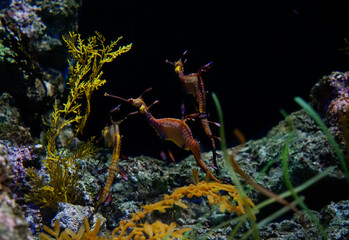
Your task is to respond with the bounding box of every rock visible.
[321,200,349,239]
[52,202,106,234]
[0,143,10,192]
[0,192,34,240]
[260,200,349,240]
[0,142,33,240]
[0,93,32,144]
[310,71,349,140]
[0,0,82,137]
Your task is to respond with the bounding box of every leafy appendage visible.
[26,32,132,208]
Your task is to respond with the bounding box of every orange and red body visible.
[167,55,219,169]
[105,90,219,182]
[174,58,207,115]
[95,120,121,209]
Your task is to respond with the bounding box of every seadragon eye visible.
[175,65,183,73]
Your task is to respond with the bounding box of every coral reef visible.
[40,180,254,240]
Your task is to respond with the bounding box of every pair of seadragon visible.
[93,52,301,218]
[94,52,221,212]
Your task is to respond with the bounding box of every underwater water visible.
[0,0,349,239]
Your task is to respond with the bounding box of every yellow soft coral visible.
[142,181,255,215]
[40,217,109,240]
[41,180,254,240]
[61,32,132,135]
[26,32,132,208]
[111,181,254,239]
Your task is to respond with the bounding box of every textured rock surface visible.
[52,203,99,233]
[310,71,349,140]
[0,0,81,136]
[0,142,34,240]
[260,200,349,240]
[231,109,346,202]
[0,93,32,144]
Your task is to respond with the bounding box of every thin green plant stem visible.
[280,110,327,239]
[162,231,174,240]
[212,92,259,239]
[254,166,334,212]
[245,158,278,194]
[202,166,333,239]
[294,97,349,187]
[182,231,191,240]
[257,197,302,228]
[189,205,217,240]
[242,198,303,240]
[209,94,334,239]
[229,217,247,240]
[202,207,257,240]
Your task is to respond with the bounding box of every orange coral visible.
[111,181,254,239]
[41,180,254,239]
[147,181,254,215]
[40,217,108,240]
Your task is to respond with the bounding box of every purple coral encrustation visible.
[3,0,46,39]
[1,141,44,190]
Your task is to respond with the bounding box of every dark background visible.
[79,0,349,158]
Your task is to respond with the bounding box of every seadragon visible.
[104,88,219,182]
[166,51,220,171]
[92,118,123,216]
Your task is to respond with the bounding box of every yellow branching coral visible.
[61,32,132,135]
[40,181,254,240]
[142,181,255,215]
[26,32,132,208]
[40,217,109,240]
[111,181,254,239]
